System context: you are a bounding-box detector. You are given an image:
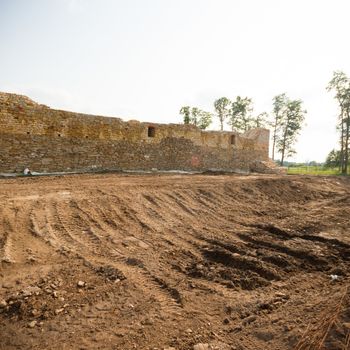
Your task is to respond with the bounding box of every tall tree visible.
[276,99,306,166]
[327,71,350,174]
[271,93,288,161]
[214,97,231,131]
[228,96,253,132]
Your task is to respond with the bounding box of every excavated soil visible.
[0,173,349,350]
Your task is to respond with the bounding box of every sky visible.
[1,0,350,162]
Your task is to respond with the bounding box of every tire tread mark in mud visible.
[165,192,196,216]
[63,200,130,258]
[115,195,152,232]
[142,194,160,208]
[146,192,193,226]
[51,201,99,253]
[0,216,13,261]
[118,257,183,316]
[202,248,281,281]
[69,200,105,243]
[71,200,105,233]
[237,233,330,269]
[198,236,248,256]
[251,224,293,240]
[252,223,350,260]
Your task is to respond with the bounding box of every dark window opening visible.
[26,131,30,135]
[230,135,236,145]
[148,126,156,138]
[58,133,61,137]
[85,135,88,139]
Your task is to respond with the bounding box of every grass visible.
[294,286,349,350]
[287,166,344,175]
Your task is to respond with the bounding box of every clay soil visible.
[0,173,350,350]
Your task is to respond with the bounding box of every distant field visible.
[287,166,342,175]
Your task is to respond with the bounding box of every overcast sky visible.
[1,0,350,162]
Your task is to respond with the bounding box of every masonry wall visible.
[0,92,269,174]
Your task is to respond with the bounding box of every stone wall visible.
[0,92,270,174]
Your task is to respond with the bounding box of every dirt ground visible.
[0,173,349,350]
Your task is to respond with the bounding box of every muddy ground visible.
[0,173,349,350]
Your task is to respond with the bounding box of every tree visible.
[228,96,253,132]
[180,106,212,130]
[253,112,269,129]
[214,97,231,131]
[190,107,200,126]
[197,110,213,130]
[276,99,306,166]
[327,71,350,174]
[180,106,191,124]
[325,149,341,168]
[271,93,288,161]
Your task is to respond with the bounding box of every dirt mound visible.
[0,173,349,349]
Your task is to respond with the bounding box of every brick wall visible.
[0,92,270,174]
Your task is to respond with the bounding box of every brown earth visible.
[0,173,349,350]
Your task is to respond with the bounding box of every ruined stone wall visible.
[0,92,269,174]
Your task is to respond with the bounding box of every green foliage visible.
[287,166,341,175]
[197,110,213,130]
[280,161,322,167]
[325,149,341,168]
[253,112,269,129]
[271,93,288,160]
[181,96,268,132]
[180,106,191,124]
[276,99,306,165]
[327,71,350,108]
[228,96,253,132]
[327,71,350,174]
[271,94,306,165]
[180,106,212,130]
[190,107,200,126]
[214,97,231,131]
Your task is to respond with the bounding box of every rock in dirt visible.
[141,317,154,325]
[254,330,274,341]
[193,344,209,350]
[275,292,289,299]
[343,323,350,330]
[1,282,11,289]
[0,299,7,308]
[242,315,256,325]
[95,265,126,281]
[54,308,64,315]
[28,320,37,328]
[230,325,242,333]
[31,309,40,317]
[21,286,42,297]
[77,281,85,288]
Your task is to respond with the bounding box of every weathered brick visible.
[0,92,269,174]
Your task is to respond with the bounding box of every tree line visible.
[326,71,350,174]
[180,94,306,166]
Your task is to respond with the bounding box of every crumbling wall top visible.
[0,91,269,150]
